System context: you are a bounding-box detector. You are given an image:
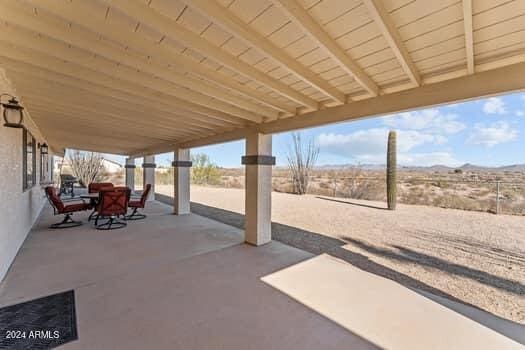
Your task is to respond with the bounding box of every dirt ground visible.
[155,185,525,324]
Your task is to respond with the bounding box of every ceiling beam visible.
[0,58,246,128]
[11,76,227,132]
[272,0,379,97]
[0,28,264,124]
[29,110,182,143]
[362,0,421,86]
[16,0,295,115]
[462,0,475,74]
[0,5,278,119]
[130,61,525,155]
[20,97,208,138]
[104,0,318,109]
[42,129,156,154]
[185,0,345,104]
[0,46,253,127]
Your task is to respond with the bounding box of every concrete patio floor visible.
[0,201,376,349]
[0,200,523,349]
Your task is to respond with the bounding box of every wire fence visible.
[271,175,525,216]
[150,168,525,216]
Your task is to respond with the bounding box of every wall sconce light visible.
[1,93,24,128]
[40,143,49,155]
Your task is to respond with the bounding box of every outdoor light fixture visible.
[40,143,49,155]
[1,93,24,128]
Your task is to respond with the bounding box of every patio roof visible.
[0,0,524,155]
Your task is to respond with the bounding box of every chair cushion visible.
[63,202,90,213]
[97,190,128,216]
[45,186,64,212]
[88,182,114,193]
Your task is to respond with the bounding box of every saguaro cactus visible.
[386,131,397,210]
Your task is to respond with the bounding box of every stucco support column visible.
[172,148,191,215]
[142,155,156,201]
[125,157,135,191]
[242,132,275,246]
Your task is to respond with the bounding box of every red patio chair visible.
[126,184,151,220]
[88,182,114,193]
[45,186,91,229]
[95,188,131,230]
[87,182,114,221]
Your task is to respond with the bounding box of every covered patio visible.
[1,0,525,348]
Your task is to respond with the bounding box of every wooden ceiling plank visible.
[0,26,264,123]
[0,5,278,119]
[104,0,318,109]
[42,129,159,153]
[362,0,421,86]
[0,46,252,127]
[272,0,380,97]
[185,0,345,104]
[21,96,209,138]
[0,58,244,128]
[16,0,295,114]
[463,0,475,74]
[12,78,223,133]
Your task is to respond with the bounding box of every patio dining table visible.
[80,193,100,221]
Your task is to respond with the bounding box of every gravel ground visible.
[156,185,525,324]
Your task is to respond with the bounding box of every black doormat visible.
[0,290,78,349]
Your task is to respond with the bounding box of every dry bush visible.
[286,133,319,194]
[67,150,104,187]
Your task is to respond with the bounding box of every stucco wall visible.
[0,69,52,282]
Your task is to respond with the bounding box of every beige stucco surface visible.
[0,68,51,281]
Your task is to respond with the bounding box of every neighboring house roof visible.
[102,158,123,168]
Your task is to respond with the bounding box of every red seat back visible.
[139,184,152,207]
[88,182,114,193]
[97,189,129,216]
[45,186,65,213]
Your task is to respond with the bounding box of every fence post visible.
[496,181,501,215]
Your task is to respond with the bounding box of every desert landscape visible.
[147,164,525,215]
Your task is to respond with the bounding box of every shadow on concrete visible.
[154,194,525,345]
[316,196,388,210]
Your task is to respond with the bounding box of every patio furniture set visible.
[45,183,152,230]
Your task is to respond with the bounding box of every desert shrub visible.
[222,175,244,189]
[155,168,174,185]
[286,133,319,194]
[191,153,221,185]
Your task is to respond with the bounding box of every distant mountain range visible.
[307,163,525,172]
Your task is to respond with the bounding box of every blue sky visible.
[105,92,525,168]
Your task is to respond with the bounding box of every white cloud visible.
[382,109,466,134]
[482,97,506,114]
[317,129,456,165]
[466,121,518,147]
[516,110,524,117]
